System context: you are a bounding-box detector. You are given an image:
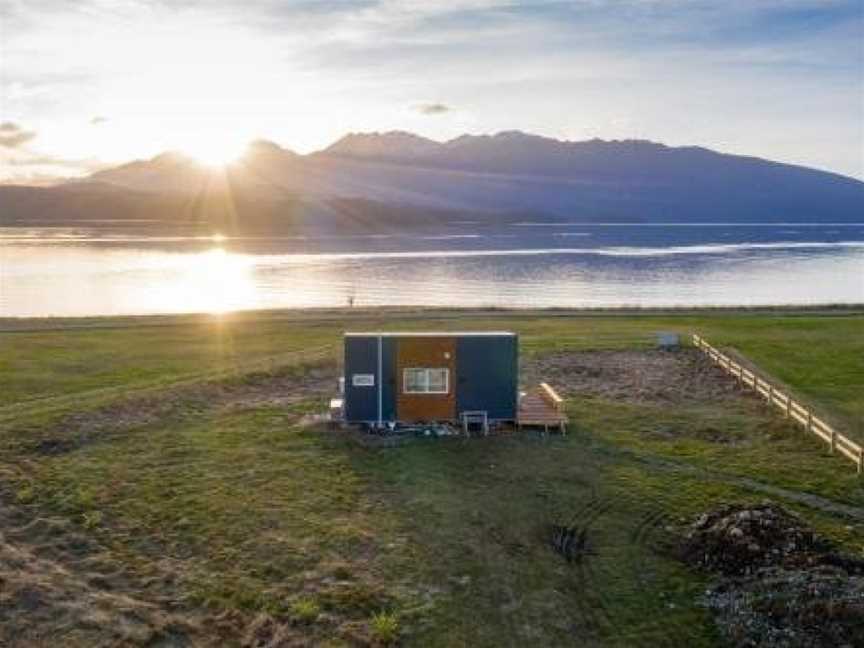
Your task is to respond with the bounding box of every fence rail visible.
[692,334,863,474]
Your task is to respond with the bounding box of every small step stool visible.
[461,411,489,437]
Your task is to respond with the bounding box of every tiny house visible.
[343,332,518,426]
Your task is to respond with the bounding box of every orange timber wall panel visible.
[396,337,456,422]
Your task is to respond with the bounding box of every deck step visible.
[518,385,568,432]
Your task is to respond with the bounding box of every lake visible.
[2,223,863,317]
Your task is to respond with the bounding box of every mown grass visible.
[3,407,723,645]
[572,394,864,505]
[0,315,340,407]
[10,405,415,629]
[3,309,861,436]
[690,315,864,439]
[0,308,862,646]
[12,394,861,645]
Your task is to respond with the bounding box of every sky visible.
[1,0,863,182]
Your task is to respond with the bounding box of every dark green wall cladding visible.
[343,336,378,422]
[455,335,518,420]
[381,337,396,421]
[343,336,396,422]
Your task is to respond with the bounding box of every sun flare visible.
[180,136,249,167]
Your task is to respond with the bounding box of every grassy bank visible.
[0,308,862,646]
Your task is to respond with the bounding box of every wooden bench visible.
[518,382,568,434]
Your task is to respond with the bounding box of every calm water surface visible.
[2,224,863,317]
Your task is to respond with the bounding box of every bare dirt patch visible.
[521,348,741,405]
[0,500,207,647]
[0,500,332,647]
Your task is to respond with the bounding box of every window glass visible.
[428,368,448,393]
[404,368,427,393]
[403,367,449,393]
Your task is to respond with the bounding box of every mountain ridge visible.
[4,130,862,229]
[86,130,864,185]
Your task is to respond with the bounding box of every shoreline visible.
[2,303,863,332]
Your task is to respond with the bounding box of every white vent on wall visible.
[352,374,375,387]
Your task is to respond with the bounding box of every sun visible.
[179,135,249,167]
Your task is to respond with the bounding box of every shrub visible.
[370,611,399,645]
[290,597,321,624]
[69,486,96,513]
[15,486,35,504]
[81,510,103,529]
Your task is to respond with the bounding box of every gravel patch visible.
[675,502,864,647]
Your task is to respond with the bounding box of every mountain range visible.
[3,131,862,233]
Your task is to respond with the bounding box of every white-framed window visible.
[403,367,449,394]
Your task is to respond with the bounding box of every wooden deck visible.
[518,382,567,433]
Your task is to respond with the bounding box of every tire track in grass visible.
[625,507,694,644]
[574,481,707,646]
[593,440,864,522]
[554,491,672,642]
[554,496,614,638]
[629,509,668,547]
[585,508,675,644]
[0,345,336,425]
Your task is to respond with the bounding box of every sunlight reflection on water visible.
[2,237,862,317]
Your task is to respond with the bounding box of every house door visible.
[396,337,456,422]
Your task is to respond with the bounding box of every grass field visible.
[1,308,862,646]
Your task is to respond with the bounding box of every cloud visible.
[414,103,450,115]
[90,115,108,125]
[8,155,85,167]
[2,0,862,178]
[0,144,107,183]
[0,122,37,148]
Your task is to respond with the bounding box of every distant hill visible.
[3,131,863,231]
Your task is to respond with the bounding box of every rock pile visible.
[677,501,864,647]
[680,502,828,576]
